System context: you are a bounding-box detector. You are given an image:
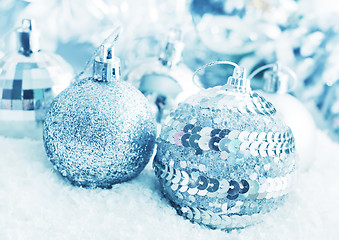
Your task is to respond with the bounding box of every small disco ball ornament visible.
[252,64,317,172]
[125,29,200,123]
[0,19,73,139]
[43,44,157,188]
[190,0,298,55]
[154,62,296,230]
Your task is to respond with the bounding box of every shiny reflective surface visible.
[154,83,296,230]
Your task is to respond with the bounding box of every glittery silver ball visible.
[154,85,296,230]
[43,78,157,188]
[0,51,73,139]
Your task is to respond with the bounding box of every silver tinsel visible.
[43,77,157,188]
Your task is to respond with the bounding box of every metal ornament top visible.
[16,19,40,57]
[248,63,298,94]
[191,61,277,116]
[224,66,250,94]
[159,28,184,68]
[93,45,121,82]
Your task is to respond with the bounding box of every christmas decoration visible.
[125,29,200,123]
[0,19,73,139]
[190,0,298,55]
[250,63,316,172]
[154,61,296,230]
[43,33,157,188]
[238,1,339,104]
[318,80,339,142]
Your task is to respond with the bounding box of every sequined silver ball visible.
[43,78,157,188]
[154,77,296,229]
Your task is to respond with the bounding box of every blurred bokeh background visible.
[0,0,338,142]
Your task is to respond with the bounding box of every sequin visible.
[227,180,240,196]
[209,137,221,151]
[172,169,181,184]
[168,130,177,144]
[198,135,211,151]
[198,189,208,196]
[219,138,231,152]
[250,141,260,156]
[181,171,189,185]
[218,179,230,194]
[211,128,221,137]
[238,131,250,141]
[193,207,201,220]
[248,180,259,194]
[274,132,281,142]
[201,211,211,225]
[259,142,268,157]
[179,185,188,192]
[191,126,202,134]
[171,183,179,191]
[200,127,213,137]
[207,178,219,192]
[181,133,191,147]
[267,132,274,142]
[227,194,239,200]
[228,130,240,140]
[258,132,266,142]
[228,139,241,153]
[184,124,194,133]
[189,134,202,150]
[239,179,250,194]
[165,166,174,181]
[248,132,258,142]
[219,129,230,138]
[197,176,209,190]
[174,131,185,146]
[188,187,198,195]
[267,143,275,157]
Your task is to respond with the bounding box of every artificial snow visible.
[1,130,338,240]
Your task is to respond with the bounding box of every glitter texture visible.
[154,84,297,230]
[43,77,157,188]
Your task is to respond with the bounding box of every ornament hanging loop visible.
[76,26,122,81]
[192,60,251,93]
[248,63,298,93]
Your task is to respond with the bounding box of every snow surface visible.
[1,130,339,240]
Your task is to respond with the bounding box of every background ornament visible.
[0,19,73,139]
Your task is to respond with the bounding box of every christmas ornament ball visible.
[0,19,73,139]
[125,29,200,123]
[43,47,157,188]
[154,65,296,229]
[253,64,317,172]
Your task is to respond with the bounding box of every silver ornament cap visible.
[159,28,184,68]
[263,64,290,94]
[16,19,40,56]
[93,45,121,82]
[224,66,250,93]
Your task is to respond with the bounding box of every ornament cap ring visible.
[192,60,251,93]
[248,63,298,93]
